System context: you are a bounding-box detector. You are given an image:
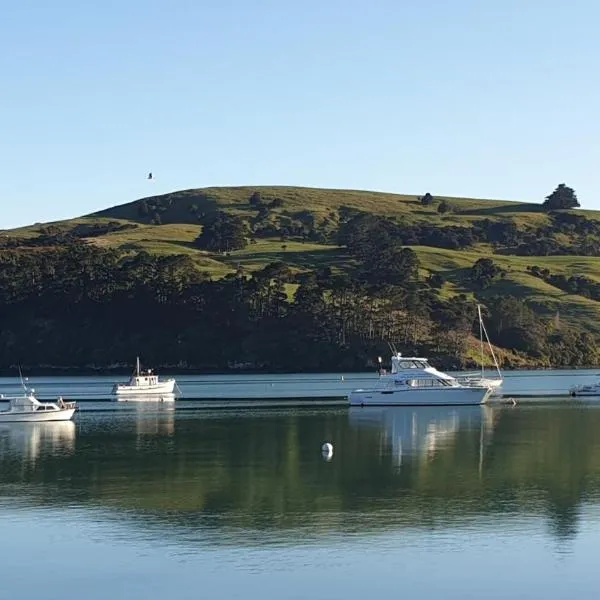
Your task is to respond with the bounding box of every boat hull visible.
[113,380,176,396]
[114,393,176,403]
[348,386,492,407]
[0,408,76,423]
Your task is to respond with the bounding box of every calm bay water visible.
[0,367,600,401]
[2,392,600,598]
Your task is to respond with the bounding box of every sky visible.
[1,0,599,229]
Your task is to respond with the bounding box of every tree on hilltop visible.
[543,183,579,210]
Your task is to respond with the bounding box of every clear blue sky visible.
[1,0,598,228]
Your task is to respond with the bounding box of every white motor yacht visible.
[348,353,493,407]
[112,357,178,399]
[0,392,76,422]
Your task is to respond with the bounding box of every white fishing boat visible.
[459,304,503,391]
[112,357,178,399]
[348,353,493,407]
[0,392,76,422]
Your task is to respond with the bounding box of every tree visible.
[249,191,263,208]
[194,211,247,252]
[420,192,434,206]
[437,200,449,214]
[427,273,444,288]
[543,183,579,210]
[470,258,505,289]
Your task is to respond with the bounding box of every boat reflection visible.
[0,421,76,463]
[132,400,175,437]
[348,405,499,466]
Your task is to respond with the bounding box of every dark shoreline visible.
[0,364,598,377]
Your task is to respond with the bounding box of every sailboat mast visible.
[478,304,484,377]
[479,312,502,380]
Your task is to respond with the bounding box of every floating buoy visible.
[321,442,333,461]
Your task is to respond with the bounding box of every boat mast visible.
[478,304,484,378]
[136,356,140,377]
[478,306,502,380]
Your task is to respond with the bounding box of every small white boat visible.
[112,357,178,399]
[569,381,600,397]
[458,305,503,392]
[0,392,76,422]
[348,353,493,407]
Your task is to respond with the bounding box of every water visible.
[0,367,599,401]
[2,396,600,599]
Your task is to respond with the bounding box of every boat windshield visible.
[396,360,430,369]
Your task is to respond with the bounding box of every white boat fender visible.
[321,442,333,460]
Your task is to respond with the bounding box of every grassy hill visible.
[5,185,600,340]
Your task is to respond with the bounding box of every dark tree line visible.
[529,266,600,302]
[0,233,597,372]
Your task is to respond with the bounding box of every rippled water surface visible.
[2,385,600,598]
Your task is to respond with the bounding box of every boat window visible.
[408,378,452,388]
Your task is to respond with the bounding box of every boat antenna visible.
[136,356,140,377]
[17,364,30,394]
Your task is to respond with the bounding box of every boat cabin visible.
[128,370,160,388]
[6,394,70,412]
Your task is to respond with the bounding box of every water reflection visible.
[0,421,76,464]
[0,405,598,547]
[131,402,175,437]
[348,405,496,465]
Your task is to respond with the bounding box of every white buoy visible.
[321,442,333,461]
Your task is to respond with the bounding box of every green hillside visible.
[10,185,600,327]
[2,185,600,371]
